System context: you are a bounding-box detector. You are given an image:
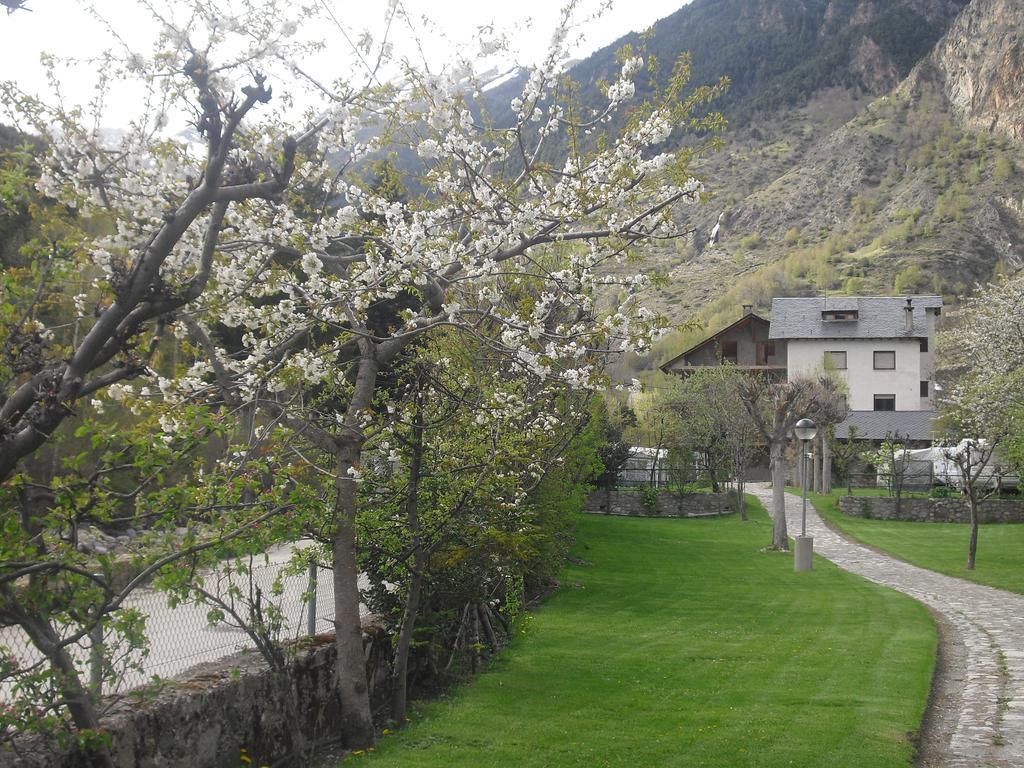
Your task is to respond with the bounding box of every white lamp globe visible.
[793,418,818,442]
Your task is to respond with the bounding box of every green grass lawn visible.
[809,489,1024,595]
[342,497,935,768]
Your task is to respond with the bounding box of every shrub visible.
[640,487,660,514]
[894,264,928,294]
[740,232,762,250]
[994,154,1014,183]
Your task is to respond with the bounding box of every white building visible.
[769,295,943,442]
[616,447,670,487]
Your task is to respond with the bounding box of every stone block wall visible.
[838,495,1024,523]
[5,620,392,768]
[585,490,735,517]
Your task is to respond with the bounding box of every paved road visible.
[752,485,1024,768]
[0,542,368,698]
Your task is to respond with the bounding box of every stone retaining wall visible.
[839,495,1024,523]
[585,490,735,517]
[5,620,392,768]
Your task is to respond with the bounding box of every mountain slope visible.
[569,0,967,126]
[639,0,1024,357]
[904,0,1024,141]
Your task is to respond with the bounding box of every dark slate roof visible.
[823,296,859,311]
[834,410,936,441]
[768,295,942,340]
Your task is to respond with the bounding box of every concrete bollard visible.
[794,535,813,572]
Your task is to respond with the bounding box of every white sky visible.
[0,0,689,128]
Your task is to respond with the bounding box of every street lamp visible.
[793,417,818,572]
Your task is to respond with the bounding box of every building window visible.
[822,310,858,321]
[764,342,776,358]
[874,394,896,411]
[920,380,930,397]
[873,350,896,370]
[920,338,929,353]
[825,350,847,370]
[721,340,738,364]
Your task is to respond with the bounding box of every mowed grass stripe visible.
[350,497,935,768]
[810,489,1024,595]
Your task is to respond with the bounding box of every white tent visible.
[884,442,1020,490]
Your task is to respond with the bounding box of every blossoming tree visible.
[0,5,342,757]
[937,271,1024,569]
[143,10,726,748]
[3,0,726,753]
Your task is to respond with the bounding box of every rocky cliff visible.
[906,0,1024,141]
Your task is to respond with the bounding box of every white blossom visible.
[606,80,635,103]
[416,139,441,160]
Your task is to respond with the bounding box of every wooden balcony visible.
[671,364,787,378]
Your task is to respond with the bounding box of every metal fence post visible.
[306,561,318,636]
[89,619,103,694]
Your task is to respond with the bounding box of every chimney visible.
[742,304,753,316]
[904,297,913,333]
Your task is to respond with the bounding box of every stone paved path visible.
[751,485,1024,768]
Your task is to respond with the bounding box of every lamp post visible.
[793,417,818,572]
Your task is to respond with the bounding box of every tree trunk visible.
[890,442,904,515]
[650,433,663,488]
[769,441,789,550]
[330,449,375,749]
[736,480,747,521]
[470,605,481,673]
[15,609,115,768]
[238,402,257,505]
[391,403,426,726]
[477,603,499,651]
[391,558,424,725]
[966,494,979,570]
[330,350,379,750]
[812,436,822,494]
[822,437,828,492]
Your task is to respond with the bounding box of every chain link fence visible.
[0,542,350,701]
